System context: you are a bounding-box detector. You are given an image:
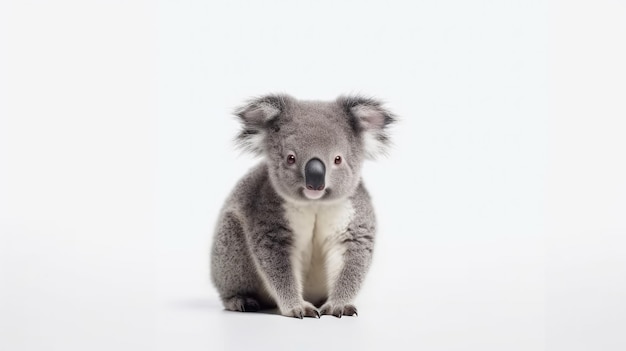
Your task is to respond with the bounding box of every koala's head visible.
[234,94,395,203]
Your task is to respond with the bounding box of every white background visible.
[1,0,624,350]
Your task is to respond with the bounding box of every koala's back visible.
[210,163,281,306]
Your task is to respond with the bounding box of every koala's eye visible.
[334,156,342,165]
[287,154,296,164]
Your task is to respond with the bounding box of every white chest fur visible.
[283,199,355,303]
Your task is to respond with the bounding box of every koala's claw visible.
[223,295,260,312]
[320,303,358,318]
[284,301,319,319]
[344,304,358,316]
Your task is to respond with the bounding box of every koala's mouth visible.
[302,188,326,200]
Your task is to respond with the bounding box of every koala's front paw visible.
[281,301,320,319]
[320,302,358,318]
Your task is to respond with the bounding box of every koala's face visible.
[265,101,363,202]
[235,94,394,203]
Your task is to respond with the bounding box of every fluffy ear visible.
[338,95,396,159]
[233,94,288,154]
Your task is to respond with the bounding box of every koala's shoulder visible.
[227,162,283,216]
[349,181,375,214]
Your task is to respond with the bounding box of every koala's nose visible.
[305,158,325,191]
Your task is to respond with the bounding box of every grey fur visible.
[211,94,395,318]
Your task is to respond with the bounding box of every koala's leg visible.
[247,227,320,319]
[320,222,374,318]
[211,212,266,312]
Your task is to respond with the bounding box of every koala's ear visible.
[338,95,396,159]
[233,94,288,154]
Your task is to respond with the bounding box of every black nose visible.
[305,158,325,191]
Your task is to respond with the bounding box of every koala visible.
[210,94,395,318]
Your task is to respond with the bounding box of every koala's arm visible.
[240,176,319,318]
[321,184,376,317]
[246,224,319,318]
